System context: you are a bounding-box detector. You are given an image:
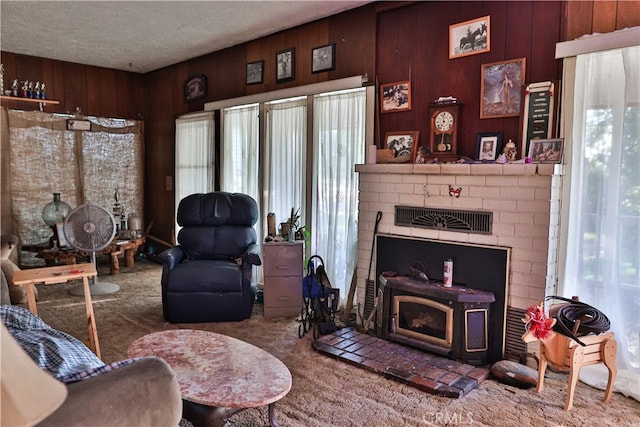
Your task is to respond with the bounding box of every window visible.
[560,45,639,399]
[175,113,215,233]
[5,111,144,250]
[221,104,259,199]
[264,97,308,239]
[218,85,368,302]
[312,89,366,294]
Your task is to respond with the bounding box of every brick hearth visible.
[313,327,490,398]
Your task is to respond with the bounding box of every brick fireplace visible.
[355,162,563,360]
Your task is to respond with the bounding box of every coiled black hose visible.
[546,296,611,346]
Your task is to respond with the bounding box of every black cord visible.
[545,296,611,346]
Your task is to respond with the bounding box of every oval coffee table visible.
[127,329,292,427]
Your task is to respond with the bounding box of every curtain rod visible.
[204,75,365,111]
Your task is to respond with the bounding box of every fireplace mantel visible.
[355,161,564,314]
[355,162,563,177]
[356,161,565,359]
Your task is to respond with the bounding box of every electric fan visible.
[63,202,120,295]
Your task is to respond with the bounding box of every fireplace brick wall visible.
[355,163,563,313]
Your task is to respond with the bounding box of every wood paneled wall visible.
[2,1,638,244]
[565,0,640,40]
[376,1,565,160]
[0,52,144,118]
[143,5,377,242]
[0,52,144,237]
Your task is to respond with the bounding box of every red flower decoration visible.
[522,301,555,340]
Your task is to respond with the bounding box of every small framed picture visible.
[476,132,503,161]
[528,138,564,163]
[380,81,411,113]
[56,222,69,247]
[382,131,419,163]
[414,146,429,164]
[183,74,207,103]
[480,58,526,119]
[312,43,335,73]
[246,60,264,85]
[276,48,295,83]
[449,15,490,59]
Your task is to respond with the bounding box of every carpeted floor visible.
[28,257,640,427]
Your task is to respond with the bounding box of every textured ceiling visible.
[1,1,372,73]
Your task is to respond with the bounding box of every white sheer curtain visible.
[561,46,639,401]
[221,104,260,196]
[174,113,215,233]
[264,98,307,237]
[213,83,368,304]
[221,103,261,239]
[312,88,366,302]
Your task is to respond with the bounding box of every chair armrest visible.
[243,243,261,266]
[156,246,186,271]
[40,357,182,427]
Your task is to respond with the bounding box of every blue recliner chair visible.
[158,192,261,323]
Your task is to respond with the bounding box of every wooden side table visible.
[109,237,146,274]
[23,237,145,275]
[11,263,102,359]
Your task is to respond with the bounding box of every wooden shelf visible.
[1,95,59,105]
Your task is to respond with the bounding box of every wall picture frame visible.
[311,43,335,73]
[183,74,207,103]
[476,132,503,161]
[276,48,295,83]
[380,81,411,113]
[449,15,490,59]
[55,222,69,247]
[382,131,419,163]
[527,138,564,163]
[521,81,556,157]
[480,57,526,119]
[246,60,264,85]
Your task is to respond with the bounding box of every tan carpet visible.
[29,258,640,427]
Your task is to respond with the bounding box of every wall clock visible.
[429,102,461,160]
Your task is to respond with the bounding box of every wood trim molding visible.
[555,25,640,58]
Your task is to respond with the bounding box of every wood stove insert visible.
[379,275,495,365]
[374,235,509,364]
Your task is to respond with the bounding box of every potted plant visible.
[280,208,300,240]
[296,225,311,246]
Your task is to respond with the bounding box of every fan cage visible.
[63,203,117,252]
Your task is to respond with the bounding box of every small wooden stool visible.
[536,332,617,411]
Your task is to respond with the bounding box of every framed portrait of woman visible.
[480,58,525,119]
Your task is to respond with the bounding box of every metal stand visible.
[298,256,339,339]
[68,252,119,296]
[298,290,339,339]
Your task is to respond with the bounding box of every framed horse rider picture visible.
[449,15,490,59]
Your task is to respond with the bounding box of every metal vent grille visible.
[505,306,527,358]
[395,206,493,235]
